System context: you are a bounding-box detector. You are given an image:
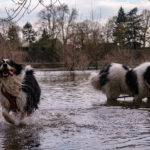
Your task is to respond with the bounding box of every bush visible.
[27,38,61,62]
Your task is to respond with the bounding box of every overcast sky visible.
[0,0,150,26]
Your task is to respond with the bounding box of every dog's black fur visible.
[125,70,139,95]
[99,64,111,87]
[22,69,41,113]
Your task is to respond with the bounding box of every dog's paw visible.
[20,120,27,126]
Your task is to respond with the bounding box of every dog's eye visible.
[7,61,10,64]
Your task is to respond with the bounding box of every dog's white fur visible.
[91,62,150,104]
[134,62,150,100]
[91,63,130,102]
[0,66,32,125]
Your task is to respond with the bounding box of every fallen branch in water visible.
[118,95,132,99]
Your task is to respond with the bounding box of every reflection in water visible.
[0,70,150,150]
[2,125,41,150]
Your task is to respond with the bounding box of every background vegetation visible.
[1,4,150,70]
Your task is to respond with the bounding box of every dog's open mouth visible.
[2,70,13,77]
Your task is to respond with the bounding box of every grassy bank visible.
[100,48,150,67]
[27,48,150,71]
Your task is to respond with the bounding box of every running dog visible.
[0,59,41,125]
[91,62,150,106]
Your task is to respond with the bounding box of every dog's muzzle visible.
[0,64,13,77]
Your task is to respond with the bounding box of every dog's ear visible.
[10,60,23,75]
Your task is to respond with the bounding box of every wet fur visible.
[91,62,150,106]
[0,60,41,125]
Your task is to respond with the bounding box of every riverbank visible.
[25,48,150,71]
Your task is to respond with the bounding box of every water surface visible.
[0,71,150,150]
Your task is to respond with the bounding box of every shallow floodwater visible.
[0,71,150,150]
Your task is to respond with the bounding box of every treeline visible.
[0,5,150,69]
[114,7,150,49]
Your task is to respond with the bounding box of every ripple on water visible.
[0,71,150,150]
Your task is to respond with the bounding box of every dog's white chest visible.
[1,76,22,96]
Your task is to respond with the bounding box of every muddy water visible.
[0,71,150,150]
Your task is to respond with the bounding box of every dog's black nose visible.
[3,63,7,68]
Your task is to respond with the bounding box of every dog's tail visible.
[90,72,101,90]
[23,65,41,113]
[24,65,34,75]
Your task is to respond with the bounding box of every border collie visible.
[91,62,150,106]
[0,59,41,125]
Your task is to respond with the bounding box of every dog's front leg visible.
[2,109,19,125]
[133,96,142,108]
[20,112,27,120]
[19,112,28,125]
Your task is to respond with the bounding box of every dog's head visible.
[0,59,23,78]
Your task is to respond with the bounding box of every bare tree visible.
[57,4,77,46]
[0,34,27,62]
[38,4,77,44]
[68,20,105,69]
[102,17,116,43]
[38,5,58,39]
[3,0,62,22]
[141,9,150,47]
[0,19,14,37]
[63,44,90,70]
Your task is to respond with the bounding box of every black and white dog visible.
[0,59,41,125]
[91,62,150,106]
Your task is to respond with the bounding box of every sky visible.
[0,0,150,26]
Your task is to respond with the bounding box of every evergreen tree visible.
[125,7,143,49]
[22,22,36,44]
[29,38,61,62]
[113,23,126,46]
[114,7,127,46]
[128,7,137,16]
[116,7,126,24]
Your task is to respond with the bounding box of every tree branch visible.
[3,0,62,22]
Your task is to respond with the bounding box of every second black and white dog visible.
[91,62,150,106]
[0,59,41,125]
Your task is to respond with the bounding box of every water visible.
[0,71,150,150]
